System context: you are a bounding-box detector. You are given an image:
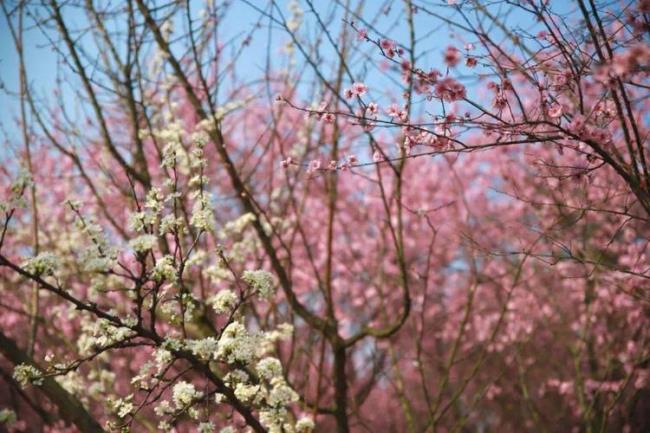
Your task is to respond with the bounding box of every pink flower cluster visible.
[434,77,467,102]
[344,82,368,99]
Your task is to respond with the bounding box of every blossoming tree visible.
[0,1,648,433]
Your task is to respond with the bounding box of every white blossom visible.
[198,421,215,433]
[295,417,315,432]
[216,322,258,364]
[113,395,134,418]
[188,337,218,361]
[224,369,250,385]
[172,381,203,408]
[242,270,275,299]
[219,212,256,239]
[190,197,215,232]
[1,169,32,211]
[145,187,165,212]
[209,289,238,314]
[22,252,59,276]
[0,408,17,426]
[158,421,172,432]
[234,383,262,403]
[129,234,157,253]
[267,378,299,407]
[77,318,136,357]
[259,408,290,433]
[128,211,155,232]
[154,348,173,372]
[154,400,173,416]
[13,364,43,387]
[256,357,283,381]
[159,214,184,235]
[204,263,232,283]
[152,255,176,282]
[80,248,115,273]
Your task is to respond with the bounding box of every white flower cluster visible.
[129,234,157,254]
[154,347,173,371]
[160,18,174,42]
[130,361,154,388]
[145,187,165,213]
[216,327,307,433]
[257,376,301,433]
[172,381,203,408]
[267,379,299,407]
[190,195,215,232]
[242,270,275,299]
[159,214,184,235]
[22,252,59,276]
[187,337,219,361]
[55,370,86,399]
[154,400,173,417]
[151,255,177,282]
[79,245,115,272]
[72,213,117,273]
[256,357,283,381]
[222,365,304,433]
[149,321,301,431]
[216,322,259,364]
[209,289,238,314]
[77,318,136,357]
[286,0,304,32]
[234,383,263,404]
[181,292,198,323]
[0,408,17,426]
[87,369,115,397]
[0,169,32,212]
[109,394,134,418]
[218,212,256,239]
[156,122,186,170]
[198,421,215,433]
[295,417,315,432]
[204,262,232,283]
[13,364,43,387]
[193,98,254,127]
[128,211,156,232]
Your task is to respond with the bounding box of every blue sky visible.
[0,0,542,155]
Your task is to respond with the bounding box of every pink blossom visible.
[380,39,397,57]
[443,46,461,67]
[434,77,466,101]
[385,103,400,117]
[352,82,368,96]
[492,94,507,110]
[307,159,321,173]
[322,112,335,123]
[281,156,294,168]
[547,103,563,118]
[568,114,587,136]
